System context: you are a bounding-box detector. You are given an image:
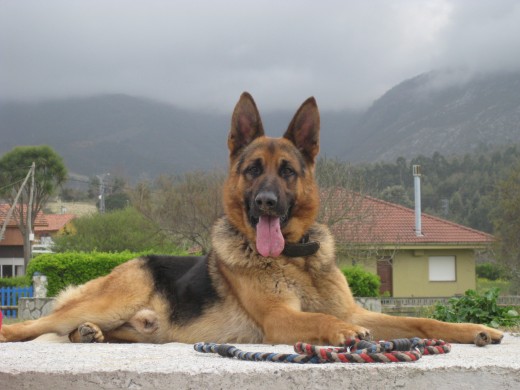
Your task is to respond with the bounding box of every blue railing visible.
[0,286,34,318]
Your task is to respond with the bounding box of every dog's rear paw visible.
[76,322,105,343]
[129,309,159,334]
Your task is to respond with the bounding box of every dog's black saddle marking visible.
[143,255,219,325]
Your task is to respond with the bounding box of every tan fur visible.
[0,92,503,346]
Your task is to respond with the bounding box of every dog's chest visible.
[265,258,327,311]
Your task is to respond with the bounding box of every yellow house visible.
[323,191,493,297]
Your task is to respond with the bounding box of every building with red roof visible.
[322,190,493,297]
[0,204,75,277]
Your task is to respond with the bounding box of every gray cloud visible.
[1,0,520,112]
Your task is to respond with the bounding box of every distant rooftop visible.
[323,190,494,247]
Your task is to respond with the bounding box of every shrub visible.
[341,266,380,297]
[26,251,143,296]
[0,276,31,288]
[476,262,509,281]
[431,288,519,328]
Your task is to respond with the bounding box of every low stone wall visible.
[17,298,380,320]
[18,297,55,320]
[355,297,382,312]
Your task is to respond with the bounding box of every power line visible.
[0,177,27,192]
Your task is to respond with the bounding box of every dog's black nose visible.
[255,191,277,210]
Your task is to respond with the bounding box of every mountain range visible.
[1,70,520,180]
[345,70,520,162]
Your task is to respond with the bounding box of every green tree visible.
[380,185,412,207]
[0,146,67,269]
[104,176,130,211]
[53,207,177,253]
[492,162,520,293]
[105,192,131,211]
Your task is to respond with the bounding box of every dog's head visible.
[223,92,320,257]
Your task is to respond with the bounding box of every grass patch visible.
[477,278,511,295]
[2,317,22,325]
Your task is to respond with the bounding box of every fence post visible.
[32,272,48,298]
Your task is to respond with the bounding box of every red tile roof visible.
[0,203,48,227]
[1,204,75,246]
[36,213,75,233]
[322,190,493,247]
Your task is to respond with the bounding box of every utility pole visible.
[27,162,36,260]
[0,163,34,242]
[96,173,110,213]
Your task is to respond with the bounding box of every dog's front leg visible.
[261,305,370,345]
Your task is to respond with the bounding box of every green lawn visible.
[476,278,512,295]
[2,317,23,325]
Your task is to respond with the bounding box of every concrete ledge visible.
[0,334,519,389]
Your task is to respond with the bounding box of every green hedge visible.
[0,276,31,288]
[26,251,144,296]
[341,266,381,297]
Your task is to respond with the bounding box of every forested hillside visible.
[317,143,520,234]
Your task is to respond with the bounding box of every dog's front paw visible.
[320,320,370,345]
[76,322,105,343]
[474,326,504,346]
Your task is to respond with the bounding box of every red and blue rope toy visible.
[194,337,451,364]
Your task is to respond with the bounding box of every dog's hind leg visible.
[68,309,160,343]
[0,259,154,342]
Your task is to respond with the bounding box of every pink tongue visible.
[256,215,285,257]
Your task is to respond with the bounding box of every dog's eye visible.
[245,165,262,178]
[280,166,295,178]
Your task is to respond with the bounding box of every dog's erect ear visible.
[283,97,320,164]
[228,92,265,158]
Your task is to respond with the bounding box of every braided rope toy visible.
[194,337,451,364]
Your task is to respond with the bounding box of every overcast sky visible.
[1,0,520,112]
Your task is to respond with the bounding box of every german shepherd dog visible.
[0,93,503,346]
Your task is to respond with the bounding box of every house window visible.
[0,258,24,278]
[429,256,456,281]
[1,264,13,278]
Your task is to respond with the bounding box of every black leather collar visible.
[282,234,320,257]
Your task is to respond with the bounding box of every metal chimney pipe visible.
[413,165,422,236]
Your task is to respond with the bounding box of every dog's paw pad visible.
[474,331,491,347]
[78,322,104,343]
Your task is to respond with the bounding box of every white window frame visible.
[0,258,25,278]
[428,256,456,282]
